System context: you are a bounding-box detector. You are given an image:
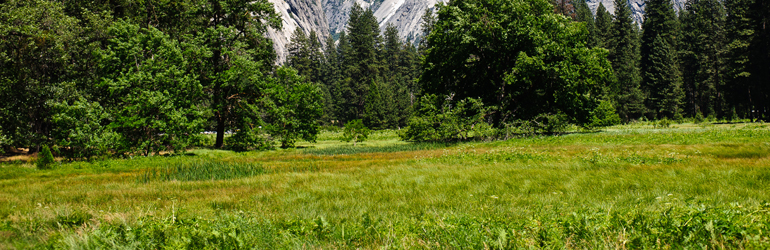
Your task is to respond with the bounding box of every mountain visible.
[586,0,686,25]
[265,0,686,63]
[266,0,447,63]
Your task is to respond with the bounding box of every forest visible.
[1,0,769,156]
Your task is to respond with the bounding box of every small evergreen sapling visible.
[36,145,55,170]
[342,120,370,146]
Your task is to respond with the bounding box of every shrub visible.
[226,124,273,152]
[588,100,621,128]
[399,94,492,142]
[36,145,55,170]
[694,112,705,123]
[341,120,370,146]
[509,113,571,136]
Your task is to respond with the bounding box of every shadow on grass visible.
[302,142,451,156]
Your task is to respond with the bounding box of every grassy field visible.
[1,123,770,249]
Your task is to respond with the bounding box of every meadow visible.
[1,123,769,249]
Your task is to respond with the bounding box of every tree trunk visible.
[215,113,225,148]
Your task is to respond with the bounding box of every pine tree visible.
[646,35,685,118]
[574,0,597,47]
[345,3,382,123]
[319,35,340,124]
[640,0,681,118]
[609,0,645,121]
[594,3,613,49]
[679,0,727,117]
[725,0,770,121]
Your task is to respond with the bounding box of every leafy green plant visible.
[36,145,55,170]
[400,94,493,142]
[341,120,370,146]
[589,100,622,128]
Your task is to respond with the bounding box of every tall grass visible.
[1,124,769,248]
[138,161,267,182]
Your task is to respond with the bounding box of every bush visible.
[399,94,493,142]
[36,145,55,170]
[226,125,273,152]
[655,118,672,128]
[694,112,705,123]
[588,100,621,128]
[341,120,370,146]
[509,113,571,136]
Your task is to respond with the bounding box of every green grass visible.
[1,124,769,249]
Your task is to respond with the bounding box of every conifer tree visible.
[574,0,597,47]
[344,3,381,123]
[725,0,770,121]
[594,3,613,49]
[609,0,645,121]
[646,35,685,118]
[640,0,681,119]
[287,28,322,84]
[679,0,727,117]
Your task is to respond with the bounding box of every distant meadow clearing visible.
[1,123,770,249]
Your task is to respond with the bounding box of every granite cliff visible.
[266,0,687,63]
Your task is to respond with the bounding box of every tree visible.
[609,0,645,121]
[0,0,81,151]
[574,0,597,47]
[594,2,613,48]
[95,21,205,156]
[343,3,381,122]
[552,0,576,19]
[645,35,685,118]
[190,0,282,148]
[724,0,770,121]
[287,28,323,84]
[265,67,324,148]
[341,119,370,146]
[640,0,681,118]
[400,94,492,142]
[36,145,55,170]
[679,0,727,117]
[421,0,613,126]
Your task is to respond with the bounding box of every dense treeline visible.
[573,0,769,122]
[1,0,769,152]
[0,0,323,157]
[287,3,421,130]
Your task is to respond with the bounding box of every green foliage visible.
[574,0,596,47]
[226,126,273,152]
[96,20,205,156]
[589,100,622,128]
[641,0,682,119]
[50,97,117,160]
[421,0,612,126]
[266,67,325,148]
[400,94,493,142]
[609,0,645,121]
[287,28,323,83]
[192,0,282,148]
[645,34,685,119]
[679,0,727,118]
[36,145,55,170]
[341,120,370,146]
[593,3,612,48]
[0,0,81,149]
[508,113,571,136]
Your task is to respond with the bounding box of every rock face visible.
[586,0,686,26]
[267,0,446,63]
[266,0,330,64]
[266,0,688,63]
